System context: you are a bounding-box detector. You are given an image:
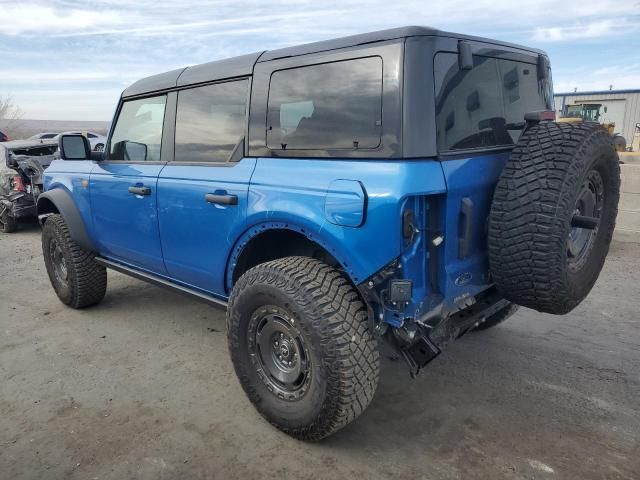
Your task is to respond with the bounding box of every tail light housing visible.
[11,176,25,192]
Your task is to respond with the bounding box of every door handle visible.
[458,197,473,259]
[128,186,151,196]
[205,193,238,205]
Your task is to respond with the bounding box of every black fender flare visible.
[37,189,95,251]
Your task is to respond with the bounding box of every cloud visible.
[50,9,350,38]
[533,19,638,42]
[0,4,122,35]
[2,0,639,119]
[554,63,640,92]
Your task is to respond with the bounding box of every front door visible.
[157,79,254,296]
[90,94,168,274]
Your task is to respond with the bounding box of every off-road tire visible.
[489,122,620,314]
[227,256,379,441]
[473,303,519,331]
[42,214,107,308]
[1,211,17,233]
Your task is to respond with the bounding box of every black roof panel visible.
[259,26,437,61]
[122,67,187,98]
[176,51,264,87]
[122,26,545,97]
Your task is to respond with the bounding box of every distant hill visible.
[0,119,110,140]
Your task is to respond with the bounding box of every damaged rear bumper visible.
[358,259,509,376]
[398,289,509,376]
[1,192,38,219]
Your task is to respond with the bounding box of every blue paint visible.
[324,179,366,228]
[90,162,167,274]
[156,158,256,293]
[43,152,505,327]
[245,158,447,286]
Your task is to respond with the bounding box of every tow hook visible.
[391,323,440,378]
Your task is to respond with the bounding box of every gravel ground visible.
[1,223,639,479]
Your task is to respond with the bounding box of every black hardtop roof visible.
[122,26,545,98]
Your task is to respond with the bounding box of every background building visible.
[554,89,640,151]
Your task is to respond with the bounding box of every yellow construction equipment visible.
[559,103,626,151]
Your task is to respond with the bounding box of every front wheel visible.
[227,257,380,441]
[42,214,107,308]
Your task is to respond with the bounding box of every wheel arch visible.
[226,223,355,293]
[37,189,95,251]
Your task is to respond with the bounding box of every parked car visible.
[37,26,620,440]
[29,132,60,142]
[1,139,57,232]
[53,131,106,152]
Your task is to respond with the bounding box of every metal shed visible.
[554,89,640,150]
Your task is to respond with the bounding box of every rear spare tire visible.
[488,122,620,314]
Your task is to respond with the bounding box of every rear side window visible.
[174,80,248,163]
[434,53,549,152]
[267,57,383,151]
[110,95,166,161]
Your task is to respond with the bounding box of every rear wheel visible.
[0,211,17,233]
[227,257,379,441]
[42,214,107,308]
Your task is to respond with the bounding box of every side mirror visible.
[58,134,91,160]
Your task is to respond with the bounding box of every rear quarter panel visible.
[242,158,447,285]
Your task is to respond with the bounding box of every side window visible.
[174,80,248,163]
[434,53,547,152]
[87,133,97,138]
[267,57,383,151]
[109,95,166,161]
[42,134,56,139]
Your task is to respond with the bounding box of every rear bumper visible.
[394,288,509,376]
[1,192,38,219]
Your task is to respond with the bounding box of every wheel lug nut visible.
[280,333,284,338]
[274,340,279,346]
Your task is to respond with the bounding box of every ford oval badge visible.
[455,272,472,286]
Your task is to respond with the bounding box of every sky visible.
[1,0,639,121]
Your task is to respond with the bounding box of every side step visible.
[94,257,228,309]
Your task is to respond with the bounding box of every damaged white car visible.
[0,139,57,232]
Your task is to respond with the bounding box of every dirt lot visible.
[1,223,638,480]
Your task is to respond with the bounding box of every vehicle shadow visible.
[8,217,41,234]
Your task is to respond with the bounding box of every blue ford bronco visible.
[38,27,620,440]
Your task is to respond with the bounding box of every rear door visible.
[90,94,169,274]
[157,79,255,296]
